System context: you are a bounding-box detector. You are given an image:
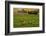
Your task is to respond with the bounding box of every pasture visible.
[13,13,39,28]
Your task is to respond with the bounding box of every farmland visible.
[13,14,39,28]
[13,8,39,28]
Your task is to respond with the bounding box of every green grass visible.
[13,14,39,28]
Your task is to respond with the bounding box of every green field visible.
[13,14,39,28]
